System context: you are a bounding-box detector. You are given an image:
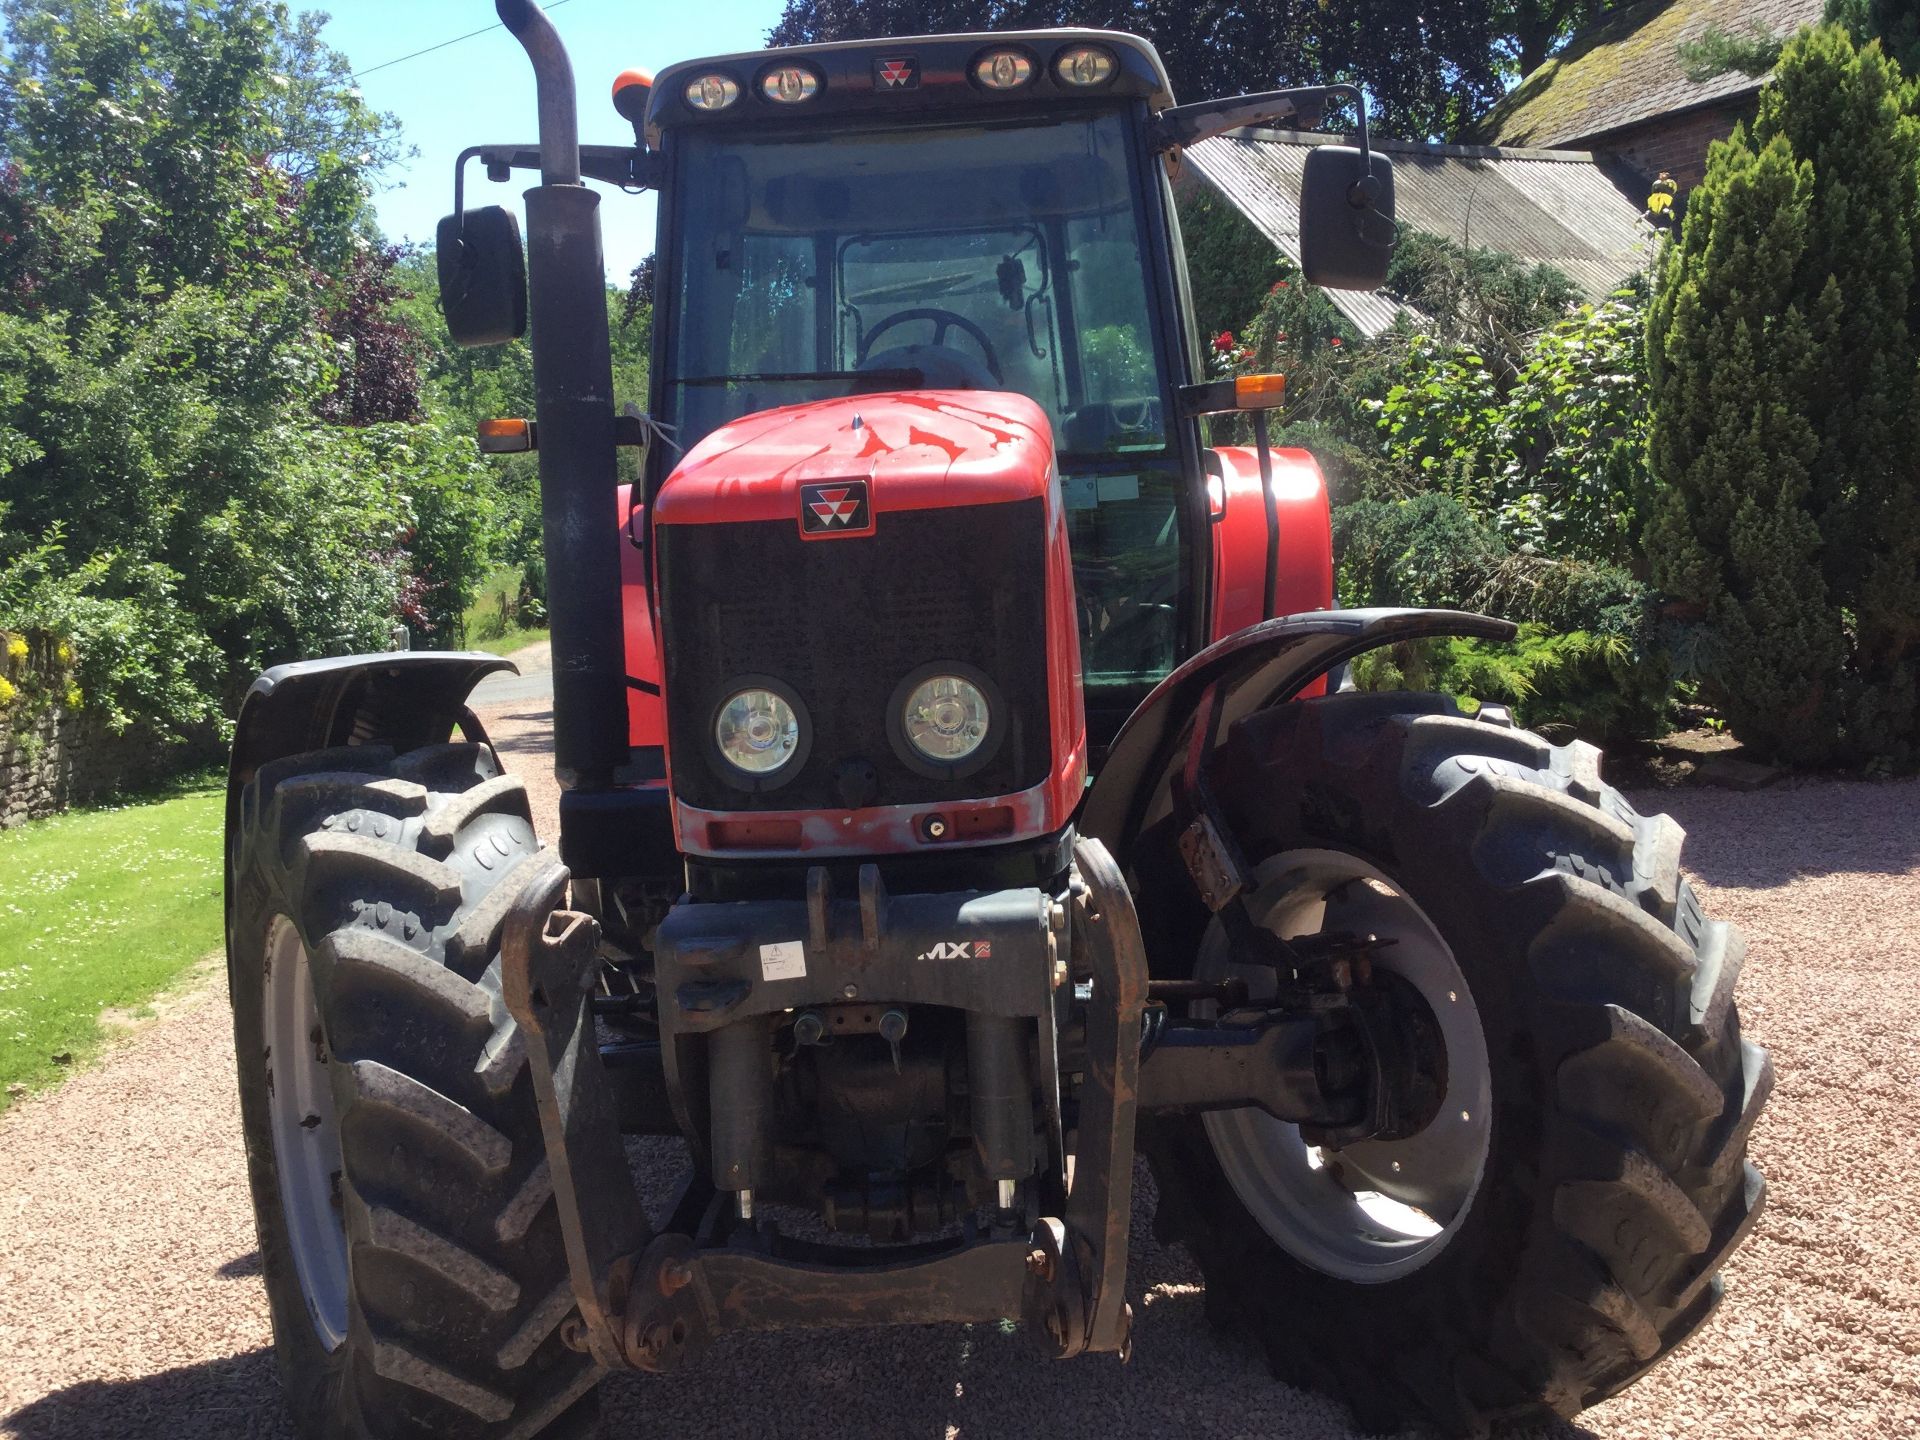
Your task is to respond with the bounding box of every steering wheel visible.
[858,308,1004,384]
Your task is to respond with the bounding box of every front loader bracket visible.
[500,854,653,1370]
[1056,835,1147,1358]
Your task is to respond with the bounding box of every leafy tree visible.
[0,0,503,732]
[395,249,656,621]
[318,244,429,426]
[265,8,409,182]
[1647,24,1920,764]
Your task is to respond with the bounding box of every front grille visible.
[657,498,1050,812]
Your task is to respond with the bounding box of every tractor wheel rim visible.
[1198,849,1492,1284]
[265,915,350,1350]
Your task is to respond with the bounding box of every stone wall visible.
[0,629,218,828]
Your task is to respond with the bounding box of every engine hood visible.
[650,390,1055,529]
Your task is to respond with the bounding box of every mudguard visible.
[1081,608,1515,861]
[224,651,514,902]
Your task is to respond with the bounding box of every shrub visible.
[1646,24,1920,765]
[1382,231,1582,380]
[1367,289,1654,567]
[1496,293,1653,567]
[1176,190,1281,345]
[0,524,225,738]
[1351,624,1672,743]
[1335,494,1670,741]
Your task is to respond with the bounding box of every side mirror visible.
[1299,146,1396,292]
[436,205,527,348]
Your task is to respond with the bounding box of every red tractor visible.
[225,5,1770,1436]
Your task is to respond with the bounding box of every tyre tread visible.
[362,1205,523,1311]
[371,1339,514,1423]
[344,1058,512,1175]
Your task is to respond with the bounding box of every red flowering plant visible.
[1207,328,1255,377]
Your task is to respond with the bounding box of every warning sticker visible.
[759,941,807,982]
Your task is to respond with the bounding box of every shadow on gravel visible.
[5,1350,294,1440]
[478,707,555,759]
[1639,780,1920,891]
[217,1250,263,1279]
[2,1319,1596,1440]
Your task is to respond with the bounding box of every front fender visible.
[1081,608,1514,861]
[225,651,514,907]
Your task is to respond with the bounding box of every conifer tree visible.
[1647,25,1920,764]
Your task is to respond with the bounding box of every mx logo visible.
[918,940,990,961]
[799,480,873,537]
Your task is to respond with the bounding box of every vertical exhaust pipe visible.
[496,0,626,789]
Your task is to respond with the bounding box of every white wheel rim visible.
[265,915,349,1349]
[1199,849,1492,1283]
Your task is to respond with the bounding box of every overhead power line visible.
[352,0,580,80]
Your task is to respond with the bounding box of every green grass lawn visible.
[0,772,225,1113]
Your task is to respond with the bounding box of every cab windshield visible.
[659,110,1184,684]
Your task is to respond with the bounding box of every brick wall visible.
[1593,100,1760,194]
[0,630,219,829]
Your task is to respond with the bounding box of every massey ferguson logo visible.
[799,480,873,536]
[918,940,991,961]
[875,56,919,90]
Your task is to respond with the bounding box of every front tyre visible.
[228,742,600,1439]
[1147,695,1771,1435]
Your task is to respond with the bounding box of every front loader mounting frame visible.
[500,837,1149,1368]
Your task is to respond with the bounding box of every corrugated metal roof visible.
[1476,0,1824,148]
[1184,129,1656,338]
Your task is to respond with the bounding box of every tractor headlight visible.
[900,674,992,764]
[714,684,804,779]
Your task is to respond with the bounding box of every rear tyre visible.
[228,742,600,1440]
[1146,694,1771,1435]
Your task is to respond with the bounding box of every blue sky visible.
[306,0,785,282]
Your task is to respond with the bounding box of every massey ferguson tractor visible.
[224,4,1771,1435]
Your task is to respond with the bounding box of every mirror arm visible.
[1151,82,1374,168]
[1325,84,1371,164]
[453,143,660,226]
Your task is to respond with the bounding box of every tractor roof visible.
[643,30,1174,147]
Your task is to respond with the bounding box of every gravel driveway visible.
[3,691,1916,1439]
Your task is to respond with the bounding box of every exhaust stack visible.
[496,0,627,789]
